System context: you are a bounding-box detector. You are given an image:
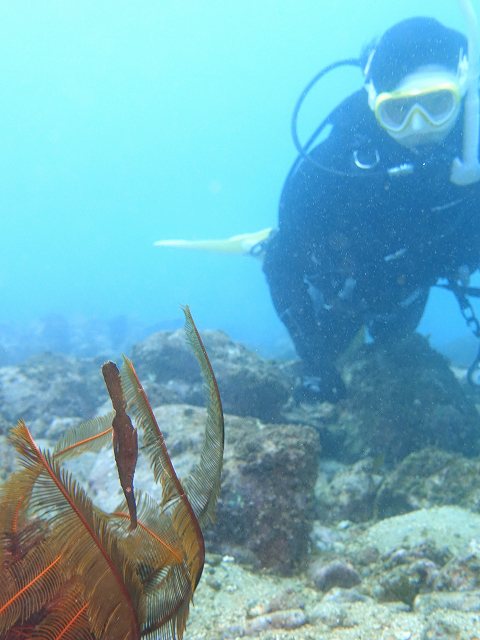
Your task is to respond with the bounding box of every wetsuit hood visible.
[365,17,467,93]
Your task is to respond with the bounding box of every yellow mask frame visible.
[373,81,462,133]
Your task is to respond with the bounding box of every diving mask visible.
[373,82,461,132]
[366,65,467,146]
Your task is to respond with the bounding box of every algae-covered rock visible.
[375,448,480,518]
[211,417,320,574]
[356,506,480,558]
[131,329,291,422]
[315,457,384,524]
[434,552,480,592]
[278,334,480,463]
[0,434,15,483]
[0,353,103,436]
[313,334,480,463]
[415,589,480,613]
[347,334,480,462]
[347,506,480,606]
[5,327,478,469]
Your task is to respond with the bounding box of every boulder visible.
[0,353,103,435]
[210,416,320,574]
[284,334,480,463]
[346,334,480,462]
[374,447,480,518]
[131,329,291,422]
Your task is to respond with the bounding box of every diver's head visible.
[369,64,466,148]
[364,17,468,149]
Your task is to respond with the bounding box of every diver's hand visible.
[293,371,346,404]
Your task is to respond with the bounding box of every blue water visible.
[0,1,474,357]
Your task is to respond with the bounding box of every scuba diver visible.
[263,14,480,403]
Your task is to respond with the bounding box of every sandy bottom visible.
[187,558,480,640]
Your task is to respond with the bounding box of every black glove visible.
[293,370,346,404]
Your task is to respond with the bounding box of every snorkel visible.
[450,0,480,185]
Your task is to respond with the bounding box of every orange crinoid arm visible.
[0,306,224,640]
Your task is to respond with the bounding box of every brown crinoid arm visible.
[120,357,205,638]
[181,305,225,529]
[118,307,225,639]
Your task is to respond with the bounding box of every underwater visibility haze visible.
[0,0,474,358]
[3,3,480,639]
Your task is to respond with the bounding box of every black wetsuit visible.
[263,90,480,396]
